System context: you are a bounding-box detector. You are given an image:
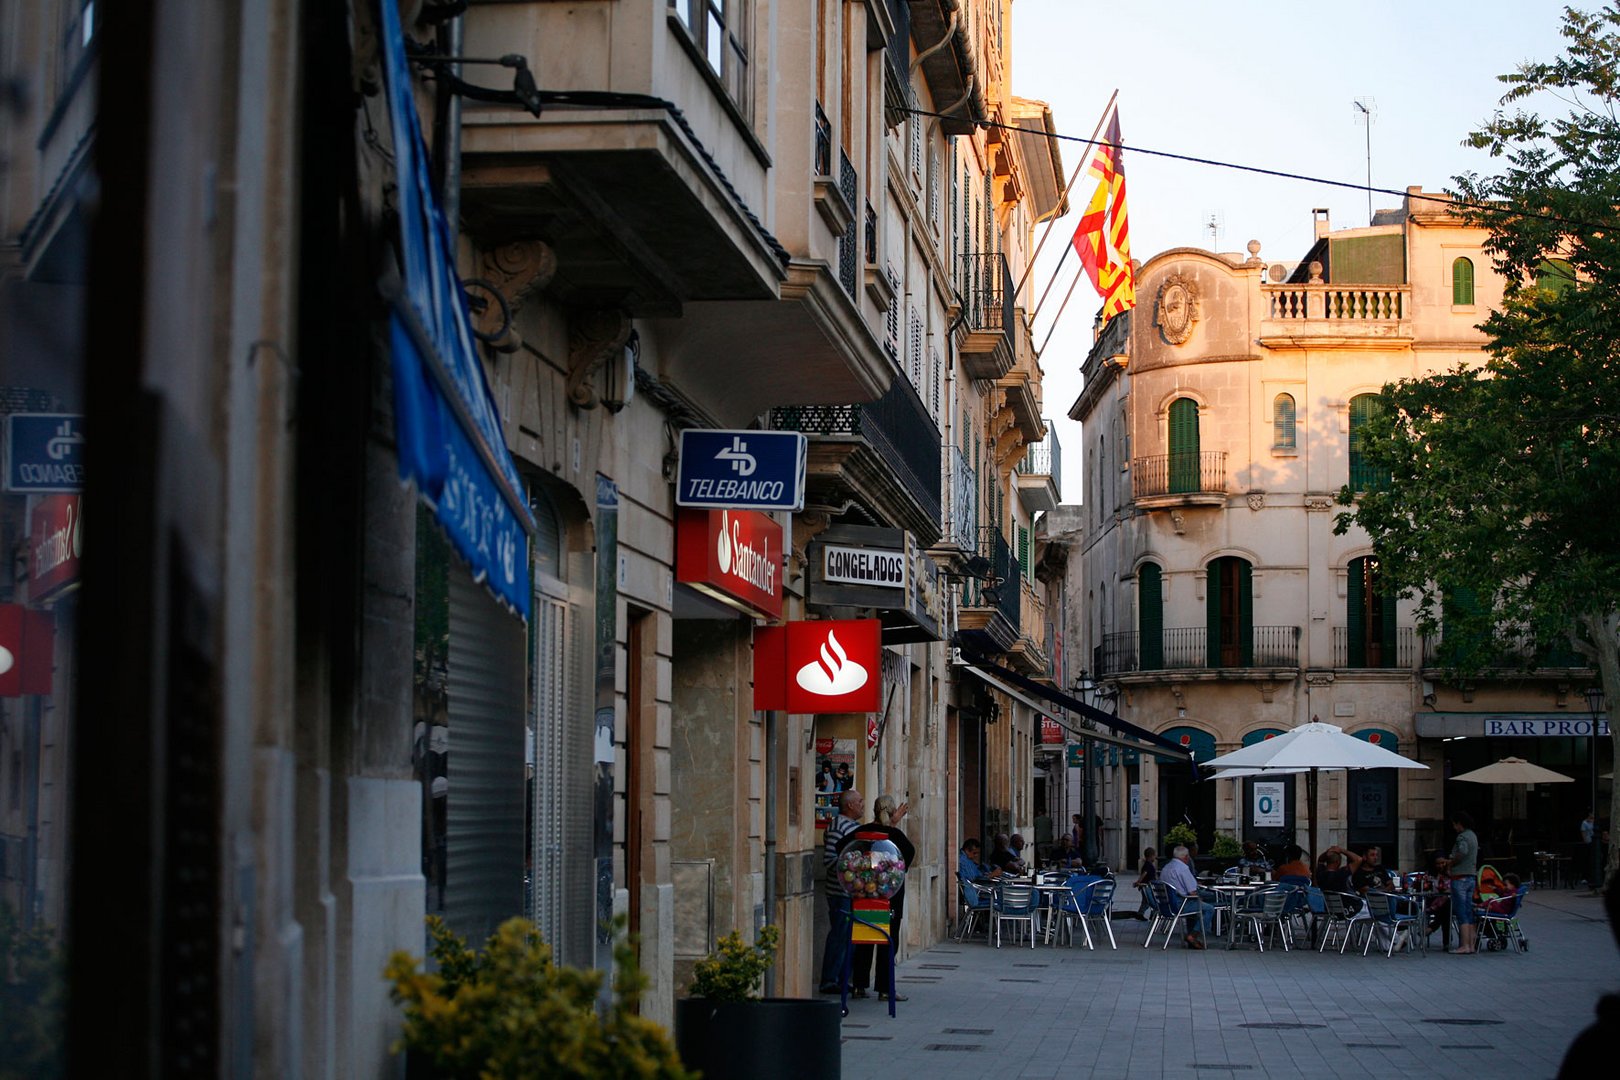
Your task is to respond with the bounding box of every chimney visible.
[1313,208,1331,239]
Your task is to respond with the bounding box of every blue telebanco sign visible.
[378,0,534,619]
[675,429,807,511]
[4,414,84,492]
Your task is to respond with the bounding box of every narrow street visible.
[842,888,1615,1079]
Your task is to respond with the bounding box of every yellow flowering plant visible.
[688,925,780,1004]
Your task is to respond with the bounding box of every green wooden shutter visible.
[1347,557,1367,667]
[1139,563,1163,669]
[1536,257,1574,296]
[1380,581,1398,666]
[1349,394,1381,490]
[1169,398,1200,493]
[1206,559,1223,666]
[1452,257,1474,305]
[1017,525,1029,583]
[1238,559,1253,665]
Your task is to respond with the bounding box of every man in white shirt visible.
[819,790,864,992]
[1160,845,1213,949]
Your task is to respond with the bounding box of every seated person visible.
[1315,847,1356,893]
[987,833,1026,876]
[1351,845,1393,894]
[1009,833,1031,870]
[1160,845,1214,948]
[1238,841,1272,877]
[1046,835,1077,869]
[1481,873,1523,914]
[1133,848,1159,919]
[958,837,1003,884]
[1273,844,1311,881]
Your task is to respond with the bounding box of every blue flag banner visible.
[378,0,533,618]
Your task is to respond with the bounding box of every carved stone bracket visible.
[567,308,632,409]
[472,240,556,349]
[1304,495,1335,512]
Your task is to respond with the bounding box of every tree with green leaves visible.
[1337,3,1620,886]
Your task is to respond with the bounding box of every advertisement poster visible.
[813,736,857,830]
[1252,781,1286,828]
[1129,783,1142,828]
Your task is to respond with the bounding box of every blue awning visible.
[379,0,533,619]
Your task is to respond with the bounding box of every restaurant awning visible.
[952,642,1193,765]
[380,0,535,619]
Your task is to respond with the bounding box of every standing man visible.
[818,789,863,993]
[1440,810,1480,954]
[838,795,915,1000]
[1582,811,1597,886]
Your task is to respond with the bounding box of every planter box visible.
[675,997,842,1080]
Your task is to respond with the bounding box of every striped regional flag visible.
[1070,109,1136,325]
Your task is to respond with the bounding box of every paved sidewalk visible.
[839,886,1616,1079]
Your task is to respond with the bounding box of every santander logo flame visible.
[794,628,869,697]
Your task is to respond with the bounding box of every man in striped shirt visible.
[819,789,864,993]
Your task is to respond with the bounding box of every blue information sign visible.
[676,429,807,511]
[5,414,84,492]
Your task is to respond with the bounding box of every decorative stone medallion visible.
[1156,274,1199,345]
[1247,492,1266,511]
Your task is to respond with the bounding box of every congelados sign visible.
[675,507,783,619]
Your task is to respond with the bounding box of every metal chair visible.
[1076,878,1118,950]
[1235,887,1293,951]
[1318,891,1362,953]
[956,875,995,942]
[992,882,1039,948]
[1363,892,1420,957]
[1145,881,1204,949]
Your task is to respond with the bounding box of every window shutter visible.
[1347,556,1367,667]
[1349,394,1382,489]
[1017,525,1029,582]
[1206,559,1223,667]
[1238,559,1253,665]
[930,346,942,417]
[1273,394,1296,449]
[1139,563,1163,669]
[928,148,941,232]
[1452,257,1474,305]
[1169,398,1200,493]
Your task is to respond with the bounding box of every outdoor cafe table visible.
[1032,880,1074,945]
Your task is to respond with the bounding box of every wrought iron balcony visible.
[1422,631,1590,672]
[1131,451,1227,506]
[1332,626,1416,669]
[770,376,942,539]
[956,252,1014,380]
[957,525,1021,653]
[1098,626,1301,675]
[943,445,977,554]
[1015,427,1062,513]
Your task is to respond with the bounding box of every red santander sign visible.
[754,619,882,713]
[30,495,81,598]
[676,508,783,619]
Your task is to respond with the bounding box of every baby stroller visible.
[1474,884,1530,952]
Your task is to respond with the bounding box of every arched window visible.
[1536,257,1575,296]
[1272,394,1296,449]
[1346,555,1398,668]
[1138,562,1164,669]
[1451,257,1475,305]
[1168,397,1200,493]
[1206,556,1253,667]
[1348,393,1387,491]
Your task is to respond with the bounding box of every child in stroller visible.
[1477,873,1529,952]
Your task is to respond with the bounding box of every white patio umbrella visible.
[1203,720,1428,861]
[1450,757,1574,786]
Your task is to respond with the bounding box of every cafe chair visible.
[1363,892,1420,957]
[992,881,1039,948]
[1145,881,1203,950]
[956,875,995,942]
[1235,887,1293,952]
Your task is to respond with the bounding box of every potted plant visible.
[386,915,692,1079]
[674,925,842,1080]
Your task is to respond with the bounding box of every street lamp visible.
[1585,686,1605,891]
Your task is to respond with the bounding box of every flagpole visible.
[1015,89,1118,306]
[1036,261,1089,356]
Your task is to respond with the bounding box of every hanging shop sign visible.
[807,526,942,643]
[0,604,53,697]
[754,618,883,713]
[1415,712,1611,738]
[29,494,81,598]
[1066,742,1085,767]
[675,507,784,619]
[1041,716,1066,745]
[675,429,807,511]
[4,413,84,492]
[378,0,534,619]
[1486,717,1610,737]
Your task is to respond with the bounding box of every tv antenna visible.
[1203,209,1225,250]
[1353,98,1376,225]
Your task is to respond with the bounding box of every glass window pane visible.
[707,9,724,72]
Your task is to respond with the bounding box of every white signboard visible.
[822,543,907,589]
[1253,781,1286,829]
[1129,783,1142,828]
[1485,718,1610,737]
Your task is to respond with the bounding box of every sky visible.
[1010,0,1577,503]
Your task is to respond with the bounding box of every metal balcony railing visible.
[957,251,1013,336]
[838,150,858,298]
[770,378,942,526]
[1017,427,1062,493]
[814,102,832,178]
[1422,632,1590,670]
[1332,626,1416,669]
[1098,626,1301,674]
[1131,451,1227,499]
[961,525,1021,636]
[946,445,977,551]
